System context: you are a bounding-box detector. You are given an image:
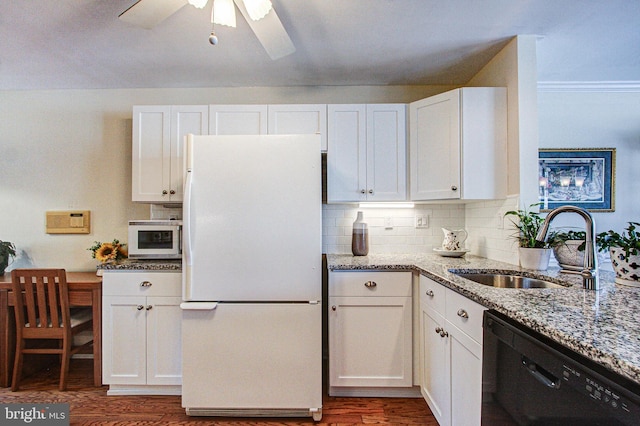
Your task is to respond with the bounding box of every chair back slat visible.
[12,269,69,330]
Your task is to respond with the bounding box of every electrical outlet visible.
[384,216,393,229]
[415,214,429,229]
[496,212,504,229]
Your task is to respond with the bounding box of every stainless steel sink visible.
[452,272,567,289]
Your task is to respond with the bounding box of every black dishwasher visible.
[482,310,640,425]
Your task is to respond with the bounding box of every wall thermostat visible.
[46,210,91,234]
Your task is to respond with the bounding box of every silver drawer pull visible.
[435,327,449,338]
[136,305,144,311]
[457,308,469,319]
[146,305,153,311]
[140,281,153,287]
[425,289,434,297]
[364,281,377,288]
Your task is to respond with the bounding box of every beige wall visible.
[0,85,452,271]
[0,35,540,271]
[463,35,539,265]
[538,89,640,243]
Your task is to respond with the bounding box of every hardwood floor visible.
[0,360,438,425]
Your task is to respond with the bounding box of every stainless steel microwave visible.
[128,220,182,260]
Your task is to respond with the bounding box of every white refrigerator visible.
[180,134,322,421]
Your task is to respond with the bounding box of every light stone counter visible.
[97,259,181,271]
[326,252,640,387]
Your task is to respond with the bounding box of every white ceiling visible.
[1,0,638,90]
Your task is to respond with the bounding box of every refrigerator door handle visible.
[183,170,193,267]
[180,302,218,311]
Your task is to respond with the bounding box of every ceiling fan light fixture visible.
[242,0,272,21]
[213,0,236,27]
[188,0,209,9]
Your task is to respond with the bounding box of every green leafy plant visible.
[504,203,552,249]
[548,229,587,252]
[596,222,640,261]
[0,240,16,273]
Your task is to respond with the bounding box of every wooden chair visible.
[11,268,94,391]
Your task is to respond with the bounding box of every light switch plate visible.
[384,216,393,229]
[415,214,429,229]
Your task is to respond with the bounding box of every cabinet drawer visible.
[445,289,486,343]
[419,275,446,315]
[103,271,181,297]
[330,271,412,297]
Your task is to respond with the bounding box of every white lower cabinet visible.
[102,271,182,395]
[328,271,414,397]
[419,275,486,426]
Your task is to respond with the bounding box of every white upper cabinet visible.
[208,105,267,135]
[268,104,327,151]
[132,105,208,203]
[327,104,407,202]
[409,88,507,201]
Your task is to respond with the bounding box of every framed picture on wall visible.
[538,148,616,212]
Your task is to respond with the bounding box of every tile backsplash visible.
[322,204,466,254]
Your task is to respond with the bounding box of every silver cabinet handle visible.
[368,189,373,194]
[331,305,337,311]
[146,305,153,311]
[162,190,168,195]
[170,190,176,195]
[457,308,469,319]
[360,189,366,194]
[136,305,144,311]
[364,281,377,288]
[425,289,434,297]
[451,185,458,191]
[140,281,152,287]
[435,327,449,338]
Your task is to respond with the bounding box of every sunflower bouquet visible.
[88,239,128,263]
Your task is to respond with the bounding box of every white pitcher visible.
[441,228,468,251]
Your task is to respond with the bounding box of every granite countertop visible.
[326,252,640,387]
[98,259,182,271]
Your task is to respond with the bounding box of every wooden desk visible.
[0,271,102,388]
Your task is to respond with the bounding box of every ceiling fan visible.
[118,0,295,60]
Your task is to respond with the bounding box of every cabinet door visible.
[146,296,182,385]
[367,104,407,201]
[449,324,482,426]
[409,90,461,201]
[132,106,171,202]
[209,105,267,135]
[102,296,147,385]
[327,104,367,202]
[329,295,412,389]
[420,302,451,426]
[169,106,208,202]
[268,104,327,151]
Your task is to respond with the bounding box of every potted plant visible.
[596,222,640,287]
[0,240,16,275]
[504,203,554,270]
[548,229,586,269]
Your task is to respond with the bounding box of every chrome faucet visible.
[535,205,599,290]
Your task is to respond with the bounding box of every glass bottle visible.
[351,211,369,256]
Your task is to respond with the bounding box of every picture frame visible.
[538,148,616,212]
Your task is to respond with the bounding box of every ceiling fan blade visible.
[233,0,295,60]
[119,0,189,29]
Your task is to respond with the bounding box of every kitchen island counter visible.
[327,253,640,387]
